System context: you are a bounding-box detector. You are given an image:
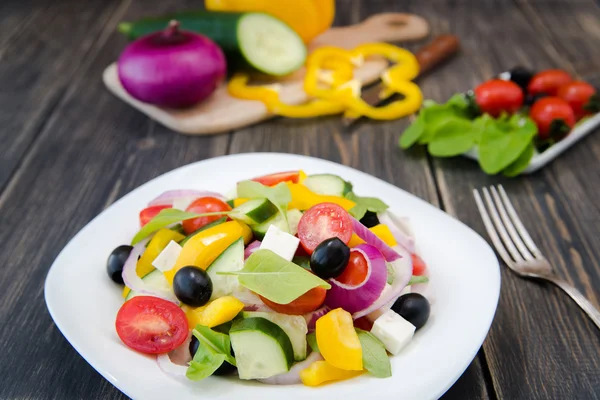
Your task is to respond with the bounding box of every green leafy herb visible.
[179,217,228,246]
[346,192,389,220]
[427,118,476,157]
[306,332,319,353]
[131,208,230,245]
[237,181,292,230]
[408,275,429,285]
[186,325,236,381]
[218,249,331,304]
[399,115,425,149]
[503,142,535,177]
[355,329,392,378]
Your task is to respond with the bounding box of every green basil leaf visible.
[399,115,425,149]
[218,249,331,304]
[355,329,392,378]
[346,192,389,221]
[306,332,319,353]
[237,181,291,230]
[186,325,236,381]
[408,275,429,285]
[503,142,535,177]
[419,104,471,144]
[194,325,236,365]
[348,204,368,220]
[427,119,476,157]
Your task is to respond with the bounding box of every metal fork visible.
[474,185,600,330]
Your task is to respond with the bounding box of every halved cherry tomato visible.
[182,197,232,235]
[336,250,368,285]
[252,171,300,186]
[139,205,170,227]
[115,296,189,354]
[529,97,575,140]
[411,254,427,276]
[473,79,524,117]
[297,203,353,254]
[528,69,572,96]
[260,286,326,315]
[353,316,374,331]
[557,81,599,120]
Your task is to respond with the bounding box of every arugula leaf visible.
[503,142,535,177]
[346,192,389,220]
[399,114,425,149]
[427,118,476,157]
[408,275,429,285]
[219,249,330,304]
[306,332,319,353]
[355,329,392,378]
[186,325,236,381]
[237,181,291,230]
[131,208,230,245]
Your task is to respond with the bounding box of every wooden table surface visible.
[1,0,600,398]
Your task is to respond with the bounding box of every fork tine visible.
[482,187,525,263]
[490,186,534,260]
[498,185,543,258]
[473,189,515,268]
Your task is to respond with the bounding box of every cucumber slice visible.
[231,198,278,225]
[303,174,353,197]
[206,238,244,300]
[242,312,307,361]
[226,199,235,208]
[251,209,303,240]
[125,270,170,301]
[230,317,294,379]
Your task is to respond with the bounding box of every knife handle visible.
[415,34,460,75]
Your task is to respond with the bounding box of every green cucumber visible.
[180,217,227,246]
[125,270,170,301]
[226,199,235,208]
[206,238,244,300]
[242,311,307,361]
[251,209,303,240]
[303,174,353,197]
[118,11,306,76]
[231,198,278,225]
[230,317,294,379]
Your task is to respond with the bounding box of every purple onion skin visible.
[118,26,226,109]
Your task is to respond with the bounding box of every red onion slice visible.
[168,331,193,366]
[244,240,261,260]
[148,190,226,207]
[351,218,400,262]
[233,288,271,312]
[378,212,416,253]
[303,306,331,333]
[257,351,323,385]
[157,353,189,380]
[325,244,387,314]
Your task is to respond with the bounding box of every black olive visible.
[310,238,350,280]
[525,92,548,107]
[359,211,380,228]
[508,66,534,91]
[189,336,237,375]
[391,293,430,330]
[106,245,133,284]
[173,266,213,307]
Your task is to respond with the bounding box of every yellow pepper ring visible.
[351,43,420,80]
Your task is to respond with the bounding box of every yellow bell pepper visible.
[164,221,244,284]
[233,198,249,208]
[298,170,308,184]
[348,233,365,248]
[182,296,244,328]
[300,360,363,386]
[316,308,363,371]
[238,220,254,245]
[287,183,355,211]
[348,224,398,248]
[122,228,184,298]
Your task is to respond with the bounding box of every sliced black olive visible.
[107,245,133,284]
[525,93,548,107]
[359,211,380,228]
[391,293,431,330]
[508,66,534,91]
[310,237,350,280]
[189,336,237,375]
[173,266,212,307]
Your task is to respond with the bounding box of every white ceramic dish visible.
[45,153,500,400]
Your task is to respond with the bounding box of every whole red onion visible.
[118,20,226,108]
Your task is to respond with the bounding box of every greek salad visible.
[108,171,431,386]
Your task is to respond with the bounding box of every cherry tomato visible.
[411,254,427,276]
[182,197,231,235]
[473,79,524,117]
[260,286,326,315]
[297,203,353,254]
[139,205,171,227]
[252,171,300,186]
[527,69,572,96]
[353,316,373,331]
[529,97,575,139]
[557,81,598,120]
[115,296,189,354]
[336,251,369,285]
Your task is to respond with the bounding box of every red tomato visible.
[473,79,524,117]
[260,287,326,315]
[411,254,427,276]
[529,97,575,139]
[115,296,189,354]
[182,197,232,235]
[528,69,572,96]
[139,205,171,227]
[297,203,353,254]
[557,81,598,120]
[336,251,369,285]
[252,171,300,186]
[354,316,374,331]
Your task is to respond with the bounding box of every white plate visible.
[45,153,500,400]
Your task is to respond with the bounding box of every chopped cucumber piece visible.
[125,270,170,301]
[251,209,303,240]
[242,312,307,361]
[303,174,352,197]
[206,238,244,300]
[230,317,294,379]
[231,198,278,225]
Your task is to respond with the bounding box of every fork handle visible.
[549,278,600,330]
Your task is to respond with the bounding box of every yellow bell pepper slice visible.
[122,228,184,298]
[287,183,355,211]
[238,220,253,245]
[298,170,308,184]
[300,360,363,386]
[182,296,244,328]
[369,224,397,247]
[316,308,363,371]
[164,221,243,284]
[348,233,365,248]
[233,198,249,208]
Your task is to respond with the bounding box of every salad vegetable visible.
[109,170,432,386]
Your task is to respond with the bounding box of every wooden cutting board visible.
[103,13,429,135]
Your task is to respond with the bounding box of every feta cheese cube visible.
[152,240,183,272]
[371,310,415,355]
[260,225,300,261]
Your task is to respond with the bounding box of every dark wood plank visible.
[0,0,228,398]
[405,0,600,398]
